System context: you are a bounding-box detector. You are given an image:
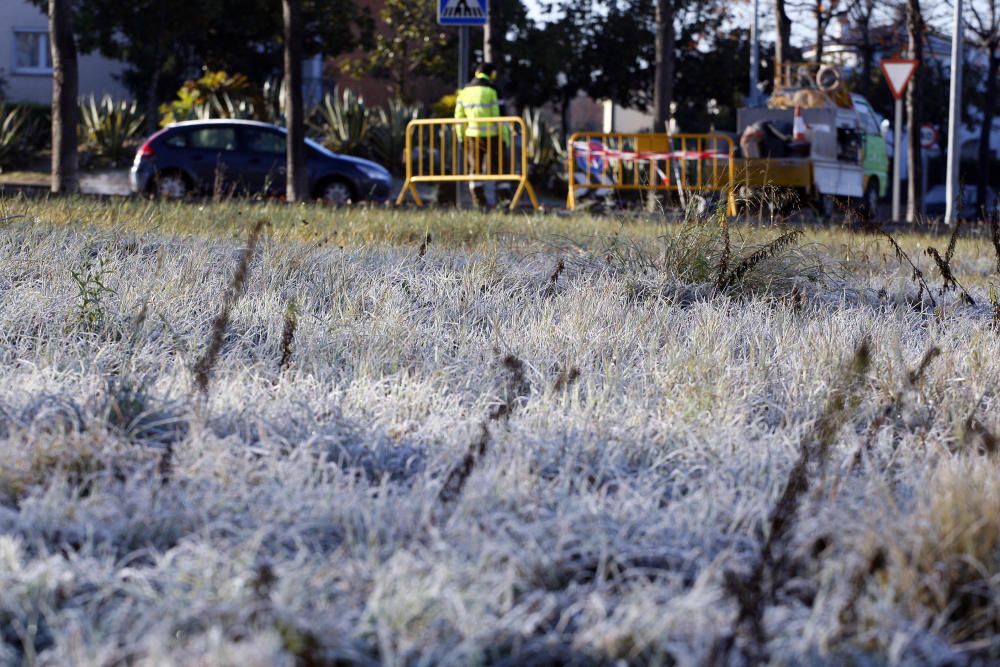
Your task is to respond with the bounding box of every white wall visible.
[1,0,128,103]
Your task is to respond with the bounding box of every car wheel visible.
[818,193,836,220]
[860,179,879,221]
[319,179,354,205]
[156,172,188,199]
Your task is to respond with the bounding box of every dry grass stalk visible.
[438,354,532,505]
[717,229,803,292]
[990,285,1000,331]
[718,340,871,663]
[850,346,940,469]
[878,229,936,307]
[925,226,975,305]
[552,364,580,392]
[193,219,268,393]
[542,258,566,298]
[991,216,1000,274]
[714,215,731,292]
[278,298,298,371]
[418,232,431,258]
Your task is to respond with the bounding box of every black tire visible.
[152,170,190,199]
[859,178,879,222]
[315,177,356,205]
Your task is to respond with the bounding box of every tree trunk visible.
[49,0,78,194]
[814,4,824,63]
[977,47,997,218]
[905,0,923,222]
[484,0,502,65]
[283,0,307,202]
[774,0,793,80]
[858,19,873,97]
[654,0,675,130]
[560,95,571,144]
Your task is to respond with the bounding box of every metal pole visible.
[457,26,469,207]
[749,0,760,106]
[458,26,470,88]
[893,97,903,221]
[944,0,963,224]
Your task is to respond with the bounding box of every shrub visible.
[522,107,567,192]
[309,87,372,157]
[159,70,255,126]
[368,98,420,176]
[79,95,146,167]
[0,103,31,170]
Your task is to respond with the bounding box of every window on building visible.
[14,30,52,73]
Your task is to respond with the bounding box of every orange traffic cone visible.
[792,105,808,142]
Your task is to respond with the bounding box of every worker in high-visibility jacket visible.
[455,62,512,208]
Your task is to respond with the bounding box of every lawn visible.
[1,196,998,665]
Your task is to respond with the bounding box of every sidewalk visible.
[0,170,130,196]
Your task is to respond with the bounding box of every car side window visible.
[244,129,286,154]
[164,133,188,148]
[188,128,237,151]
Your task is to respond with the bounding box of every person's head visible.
[476,63,497,80]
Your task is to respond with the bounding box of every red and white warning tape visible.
[571,141,729,162]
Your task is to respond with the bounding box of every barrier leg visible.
[408,182,423,207]
[510,180,526,210]
[523,180,540,210]
[395,180,423,207]
[395,181,410,206]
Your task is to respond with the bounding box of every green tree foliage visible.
[505,1,655,136]
[63,0,372,129]
[349,0,453,102]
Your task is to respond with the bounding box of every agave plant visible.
[79,95,146,166]
[309,87,371,156]
[0,103,32,170]
[522,107,567,190]
[259,76,285,125]
[368,98,420,176]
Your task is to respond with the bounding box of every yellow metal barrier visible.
[566,132,736,215]
[395,116,540,210]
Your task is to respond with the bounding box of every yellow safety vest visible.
[455,74,510,143]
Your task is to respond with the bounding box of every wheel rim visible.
[322,181,352,205]
[158,174,186,199]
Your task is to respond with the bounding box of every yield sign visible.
[881,58,919,100]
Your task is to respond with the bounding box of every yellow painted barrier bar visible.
[395,116,540,211]
[566,132,736,216]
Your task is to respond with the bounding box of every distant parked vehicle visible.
[923,184,999,222]
[130,119,392,204]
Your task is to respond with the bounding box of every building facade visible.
[1,0,127,103]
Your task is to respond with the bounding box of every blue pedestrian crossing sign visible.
[438,0,488,26]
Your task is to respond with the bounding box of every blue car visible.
[129,119,392,204]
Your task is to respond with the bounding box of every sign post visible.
[881,58,918,222]
[438,0,488,207]
[945,0,964,225]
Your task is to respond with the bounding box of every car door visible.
[239,127,288,195]
[184,125,244,194]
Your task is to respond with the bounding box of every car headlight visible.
[358,163,391,181]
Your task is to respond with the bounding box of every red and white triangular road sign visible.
[881,59,919,100]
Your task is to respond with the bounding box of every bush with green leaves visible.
[0,103,31,170]
[79,95,146,166]
[522,107,567,191]
[308,87,372,157]
[368,98,420,176]
[159,71,256,126]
